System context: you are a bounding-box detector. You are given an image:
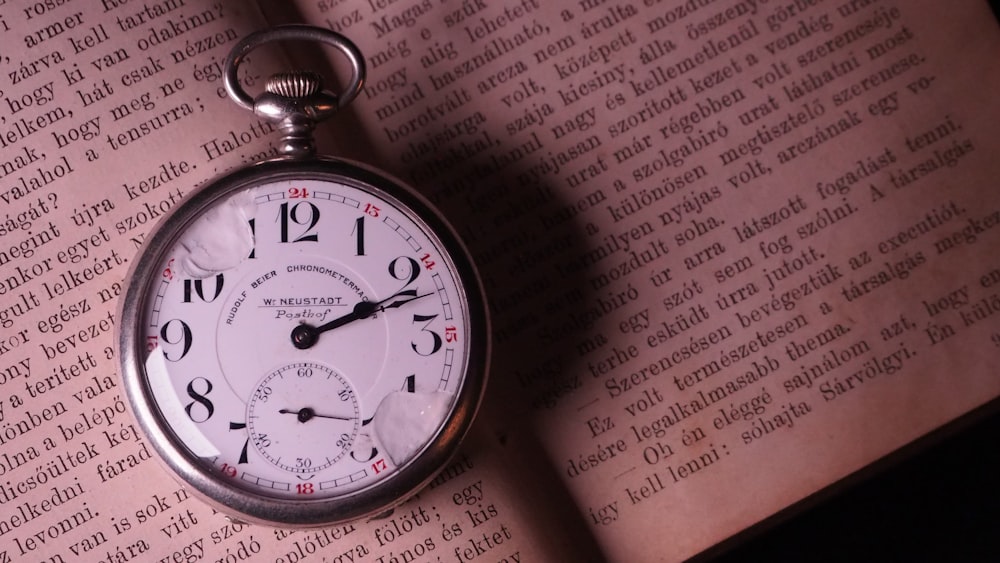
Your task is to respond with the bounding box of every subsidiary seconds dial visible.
[247,362,360,474]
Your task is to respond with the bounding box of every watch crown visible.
[265,71,324,99]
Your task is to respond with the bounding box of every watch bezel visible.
[117,156,490,527]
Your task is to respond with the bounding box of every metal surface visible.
[266,71,324,98]
[223,26,366,157]
[224,25,364,111]
[120,25,488,528]
[117,157,490,527]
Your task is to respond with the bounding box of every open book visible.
[2,0,998,560]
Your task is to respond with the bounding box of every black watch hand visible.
[279,407,353,423]
[369,290,433,314]
[290,289,431,349]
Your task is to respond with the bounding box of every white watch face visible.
[135,173,477,507]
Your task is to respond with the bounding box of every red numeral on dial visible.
[296,483,315,494]
[371,458,388,474]
[289,187,309,198]
[162,258,175,280]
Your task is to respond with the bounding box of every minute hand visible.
[366,289,432,314]
[290,289,430,349]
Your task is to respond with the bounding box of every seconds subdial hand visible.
[290,289,431,349]
[278,407,354,423]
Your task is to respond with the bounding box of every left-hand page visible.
[1,4,579,562]
[0,1,279,560]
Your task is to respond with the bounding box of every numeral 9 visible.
[160,319,192,361]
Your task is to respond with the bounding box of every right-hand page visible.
[292,0,1000,559]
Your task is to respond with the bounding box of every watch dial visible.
[137,173,476,505]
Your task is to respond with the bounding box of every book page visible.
[0,1,581,562]
[282,0,1000,560]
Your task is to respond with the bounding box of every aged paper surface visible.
[1,0,998,561]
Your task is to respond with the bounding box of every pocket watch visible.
[117,26,489,527]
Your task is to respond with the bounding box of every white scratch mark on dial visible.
[176,190,257,278]
[371,391,452,465]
